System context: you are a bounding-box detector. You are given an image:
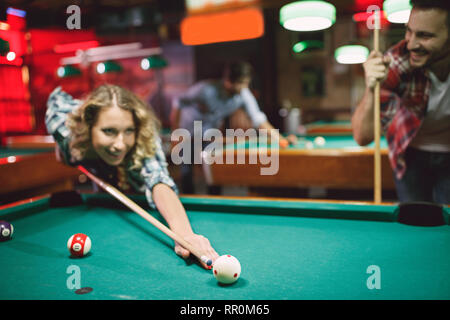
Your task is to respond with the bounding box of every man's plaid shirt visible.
[381,39,431,179]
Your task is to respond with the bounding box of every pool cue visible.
[77,165,213,266]
[373,10,382,203]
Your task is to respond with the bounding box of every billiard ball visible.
[67,233,91,257]
[279,139,289,149]
[305,141,314,149]
[0,221,14,241]
[314,136,326,147]
[212,254,241,284]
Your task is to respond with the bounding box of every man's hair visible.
[223,61,253,83]
[410,0,450,30]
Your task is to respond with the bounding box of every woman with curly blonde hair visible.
[46,84,218,268]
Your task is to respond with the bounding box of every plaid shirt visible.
[381,40,431,179]
[45,87,178,209]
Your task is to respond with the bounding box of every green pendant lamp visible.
[57,65,82,78]
[141,55,168,70]
[383,0,412,23]
[96,60,123,74]
[334,45,369,64]
[280,1,336,31]
[293,40,324,53]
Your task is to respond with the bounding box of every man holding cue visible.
[352,0,450,204]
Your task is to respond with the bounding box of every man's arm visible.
[352,51,391,146]
[352,87,375,145]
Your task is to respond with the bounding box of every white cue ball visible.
[314,136,326,147]
[212,255,241,284]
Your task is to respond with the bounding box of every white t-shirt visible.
[410,71,450,152]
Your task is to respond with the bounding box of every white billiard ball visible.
[314,136,326,147]
[212,255,241,284]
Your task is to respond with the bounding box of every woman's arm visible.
[152,183,219,268]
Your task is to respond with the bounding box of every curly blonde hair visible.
[66,85,160,188]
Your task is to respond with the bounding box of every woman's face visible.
[91,105,136,166]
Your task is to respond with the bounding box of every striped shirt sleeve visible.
[141,136,179,209]
[45,87,81,163]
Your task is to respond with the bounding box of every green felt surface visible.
[227,135,388,150]
[0,195,449,300]
[306,120,351,126]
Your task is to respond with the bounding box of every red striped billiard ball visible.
[67,233,92,257]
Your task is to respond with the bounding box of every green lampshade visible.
[280,1,336,31]
[96,60,123,74]
[334,45,369,64]
[57,65,82,78]
[0,37,10,56]
[141,55,168,70]
[293,40,324,53]
[383,0,412,23]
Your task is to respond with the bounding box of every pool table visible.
[202,134,395,193]
[5,135,56,149]
[1,193,449,300]
[0,147,80,204]
[304,120,353,135]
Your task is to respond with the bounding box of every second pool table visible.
[0,147,80,204]
[202,134,395,193]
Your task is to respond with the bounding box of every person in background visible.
[171,61,296,194]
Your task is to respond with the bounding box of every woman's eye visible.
[102,128,116,135]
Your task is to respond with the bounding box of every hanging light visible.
[96,60,123,74]
[293,40,324,53]
[383,0,412,23]
[334,45,369,64]
[6,51,16,61]
[57,65,82,78]
[141,55,168,70]
[280,1,336,32]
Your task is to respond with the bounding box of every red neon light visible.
[0,55,23,66]
[53,40,100,53]
[181,7,264,45]
[353,11,388,22]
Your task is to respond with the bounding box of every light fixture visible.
[383,0,412,23]
[141,55,168,70]
[0,22,10,31]
[180,7,264,45]
[6,51,16,61]
[334,45,369,64]
[57,65,82,78]
[293,40,323,53]
[7,7,26,18]
[96,60,123,74]
[353,11,388,23]
[280,1,336,32]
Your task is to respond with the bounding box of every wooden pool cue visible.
[77,165,213,266]
[373,10,382,204]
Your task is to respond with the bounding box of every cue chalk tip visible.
[201,255,213,267]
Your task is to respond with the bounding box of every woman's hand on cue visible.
[174,233,219,269]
